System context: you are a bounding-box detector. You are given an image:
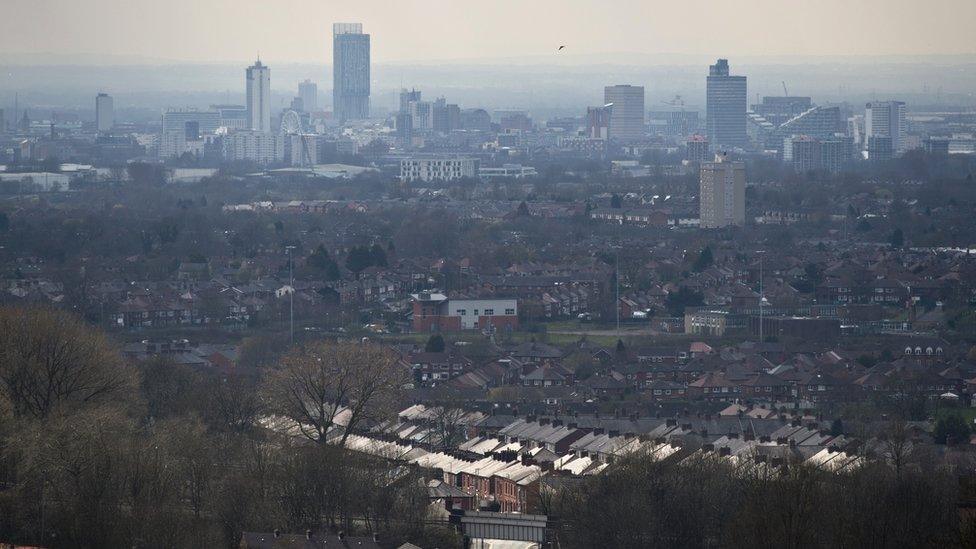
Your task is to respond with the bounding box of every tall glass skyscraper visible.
[706,59,747,149]
[332,23,370,122]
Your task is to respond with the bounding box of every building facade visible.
[400,157,478,182]
[699,152,745,228]
[246,60,271,132]
[865,100,906,156]
[604,85,645,142]
[706,59,747,149]
[222,131,284,164]
[411,293,518,332]
[95,93,113,133]
[298,80,318,113]
[333,23,370,122]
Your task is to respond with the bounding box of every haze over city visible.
[1,2,976,548]
[4,0,976,62]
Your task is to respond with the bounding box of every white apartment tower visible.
[699,152,746,229]
[865,101,906,155]
[246,59,271,132]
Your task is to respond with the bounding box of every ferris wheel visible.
[280,110,302,134]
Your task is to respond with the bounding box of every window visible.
[484,308,494,316]
[473,309,479,316]
[505,308,516,315]
[457,309,467,316]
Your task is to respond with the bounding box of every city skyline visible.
[2,0,976,65]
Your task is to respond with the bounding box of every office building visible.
[246,59,271,132]
[212,104,249,130]
[586,105,610,139]
[784,135,821,173]
[820,138,851,174]
[779,106,844,139]
[160,110,222,158]
[648,110,700,137]
[699,152,745,228]
[95,93,113,133]
[865,101,906,155]
[706,59,747,149]
[410,100,432,131]
[395,112,413,143]
[400,157,478,182]
[686,135,710,163]
[298,80,318,113]
[753,96,811,127]
[604,85,645,142]
[432,98,461,133]
[867,136,894,162]
[333,23,370,122]
[399,88,422,114]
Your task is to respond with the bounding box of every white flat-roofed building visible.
[222,130,284,164]
[400,157,478,182]
[479,164,538,180]
[446,298,518,330]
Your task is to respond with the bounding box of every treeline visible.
[547,449,973,549]
[0,306,456,548]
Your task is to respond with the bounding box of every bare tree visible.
[264,341,407,446]
[0,306,137,419]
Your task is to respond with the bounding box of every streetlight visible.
[286,245,296,344]
[756,250,765,344]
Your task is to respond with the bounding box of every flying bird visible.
[558,45,566,51]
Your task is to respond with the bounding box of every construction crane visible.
[781,81,789,97]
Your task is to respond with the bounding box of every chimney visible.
[538,417,549,426]
[373,533,380,543]
[702,443,715,452]
[568,422,578,430]
[526,414,537,423]
[306,530,313,540]
[719,446,731,457]
[338,531,345,541]
[593,428,605,435]
[624,432,636,439]
[776,437,787,445]
[273,529,281,539]
[789,439,797,448]
[681,423,692,431]
[666,418,677,427]
[608,430,620,438]
[807,422,819,430]
[759,435,771,443]
[791,418,801,427]
[743,432,755,441]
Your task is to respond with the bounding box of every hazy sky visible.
[2,0,975,64]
